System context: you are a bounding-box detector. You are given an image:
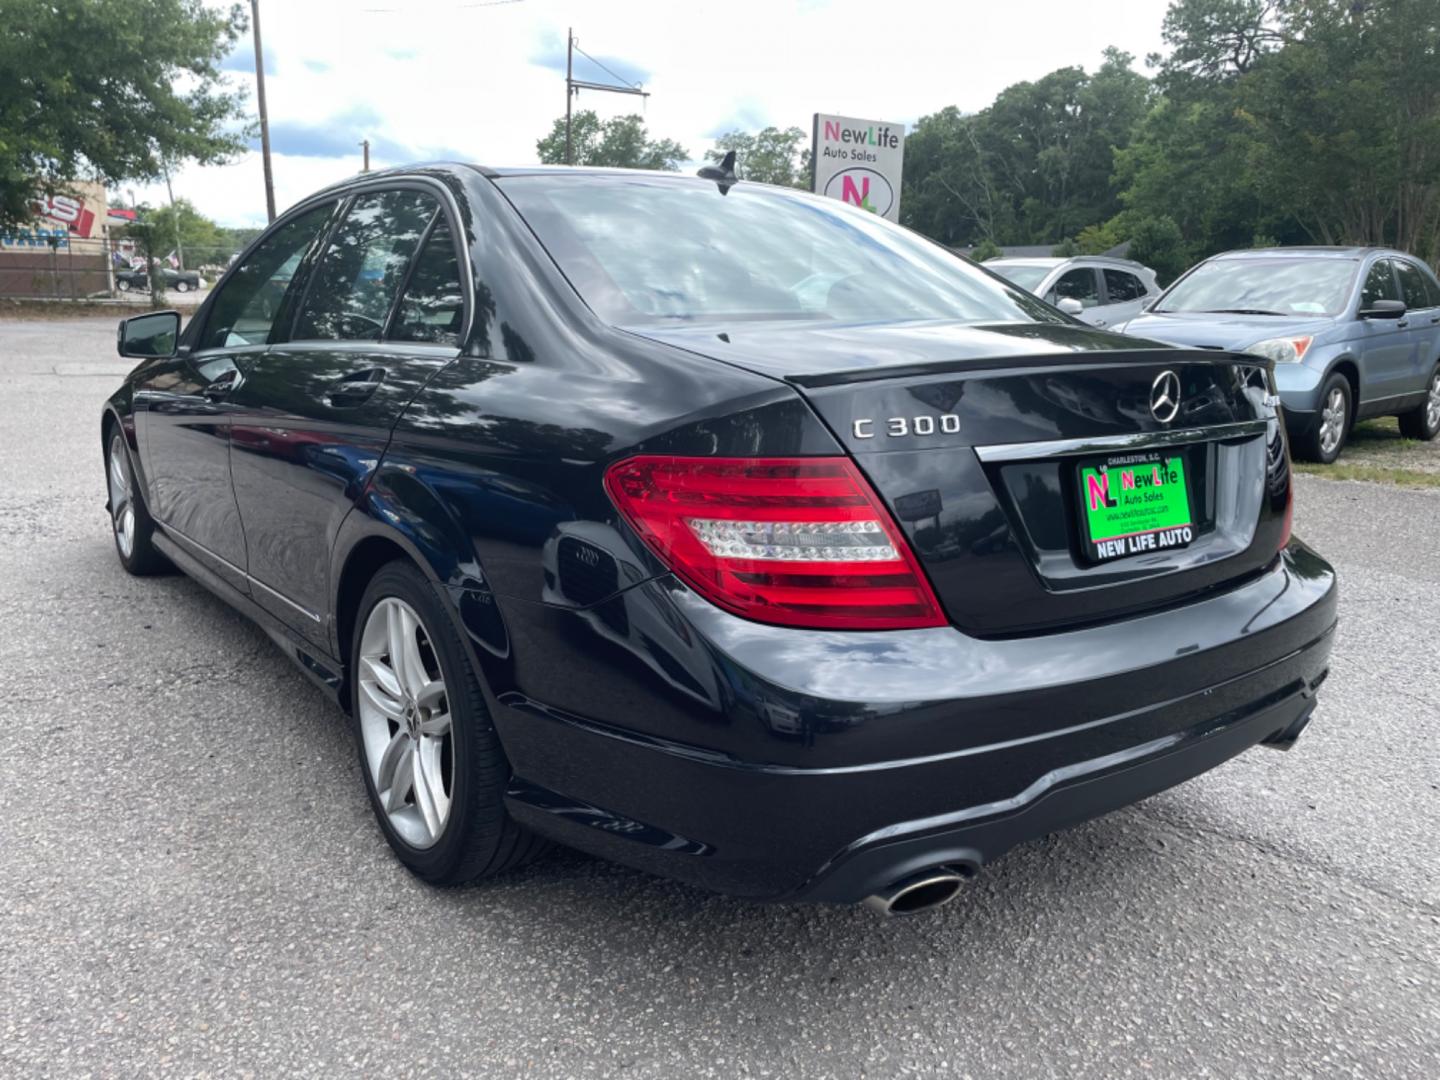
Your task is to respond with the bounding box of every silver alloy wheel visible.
[357,597,453,849]
[107,434,135,559]
[1427,371,1440,433]
[1319,386,1347,457]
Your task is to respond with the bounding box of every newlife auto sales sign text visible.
[811,113,906,222]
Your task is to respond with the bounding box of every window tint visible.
[294,190,437,341]
[1394,260,1434,310]
[200,204,334,349]
[1053,268,1100,308]
[1103,268,1145,303]
[1427,266,1440,308]
[391,220,464,346]
[1361,259,1398,307]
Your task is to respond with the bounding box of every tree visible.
[1125,215,1191,285]
[146,199,222,268]
[901,50,1150,248]
[0,0,250,232]
[536,111,688,171]
[969,238,1004,262]
[705,127,810,188]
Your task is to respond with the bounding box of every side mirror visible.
[1359,299,1406,320]
[117,310,180,358]
[1057,297,1085,316]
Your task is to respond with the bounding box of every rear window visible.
[1158,257,1357,317]
[498,175,1063,327]
[990,263,1051,292]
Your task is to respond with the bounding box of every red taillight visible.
[604,456,946,630]
[1278,479,1294,551]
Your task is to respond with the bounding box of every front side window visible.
[1053,268,1101,308]
[199,203,335,349]
[1360,259,1398,308]
[990,263,1051,293]
[294,189,438,341]
[1394,260,1435,310]
[391,220,465,346]
[1159,258,1358,317]
[1103,269,1145,303]
[497,175,1063,328]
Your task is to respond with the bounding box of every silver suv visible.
[985,256,1160,330]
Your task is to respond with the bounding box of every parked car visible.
[102,164,1335,914]
[1117,247,1440,462]
[984,255,1160,330]
[116,266,204,293]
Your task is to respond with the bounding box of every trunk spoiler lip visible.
[787,348,1269,389]
[973,418,1271,464]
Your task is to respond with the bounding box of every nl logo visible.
[817,117,903,219]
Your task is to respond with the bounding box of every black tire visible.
[175,279,189,293]
[350,560,547,885]
[116,278,130,292]
[1297,373,1352,464]
[105,428,170,575]
[1397,363,1440,441]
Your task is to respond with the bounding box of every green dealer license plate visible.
[1077,451,1194,563]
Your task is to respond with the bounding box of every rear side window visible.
[1361,259,1398,307]
[199,203,335,349]
[294,190,437,341]
[1103,269,1145,303]
[1053,268,1101,308]
[1394,260,1435,310]
[391,220,464,346]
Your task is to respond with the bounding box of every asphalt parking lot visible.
[1,316,1437,1078]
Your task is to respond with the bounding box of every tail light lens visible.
[1278,478,1294,551]
[604,456,946,630]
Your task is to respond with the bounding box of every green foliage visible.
[1051,238,1082,257]
[969,238,1004,262]
[145,199,221,264]
[1126,215,1191,285]
[1075,220,1124,255]
[536,111,688,171]
[706,127,809,188]
[902,48,1150,247]
[0,0,250,231]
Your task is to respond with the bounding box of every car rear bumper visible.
[486,541,1337,903]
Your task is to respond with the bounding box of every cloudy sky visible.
[130,0,1173,226]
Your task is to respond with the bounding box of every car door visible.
[1354,257,1416,407]
[225,185,467,644]
[1393,258,1440,396]
[134,202,337,592]
[1046,266,1104,325]
[1101,267,1148,327]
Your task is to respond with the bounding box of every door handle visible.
[1093,319,1107,327]
[1397,320,1409,329]
[1430,315,1439,324]
[327,367,387,407]
[201,369,241,401]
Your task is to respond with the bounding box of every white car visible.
[985,256,1160,330]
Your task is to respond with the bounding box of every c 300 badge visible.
[852,414,961,439]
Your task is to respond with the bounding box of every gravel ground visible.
[1,317,1437,1079]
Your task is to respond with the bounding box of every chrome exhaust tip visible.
[863,868,968,917]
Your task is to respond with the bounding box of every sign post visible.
[811,114,906,222]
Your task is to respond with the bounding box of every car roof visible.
[988,255,1153,272]
[1209,246,1386,261]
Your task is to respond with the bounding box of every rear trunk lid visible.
[630,320,1291,637]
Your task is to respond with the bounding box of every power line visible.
[572,43,642,91]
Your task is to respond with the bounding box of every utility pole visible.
[163,165,184,270]
[361,139,370,172]
[565,27,573,165]
[251,0,276,222]
[564,29,649,166]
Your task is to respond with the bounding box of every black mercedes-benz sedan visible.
[102,164,1337,915]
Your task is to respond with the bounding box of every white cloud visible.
[129,0,1171,226]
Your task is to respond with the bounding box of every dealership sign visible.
[811,113,906,222]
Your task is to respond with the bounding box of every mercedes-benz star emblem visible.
[1150,370,1181,423]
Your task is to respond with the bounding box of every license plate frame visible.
[1076,450,1196,564]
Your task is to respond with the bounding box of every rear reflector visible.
[604,456,946,630]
